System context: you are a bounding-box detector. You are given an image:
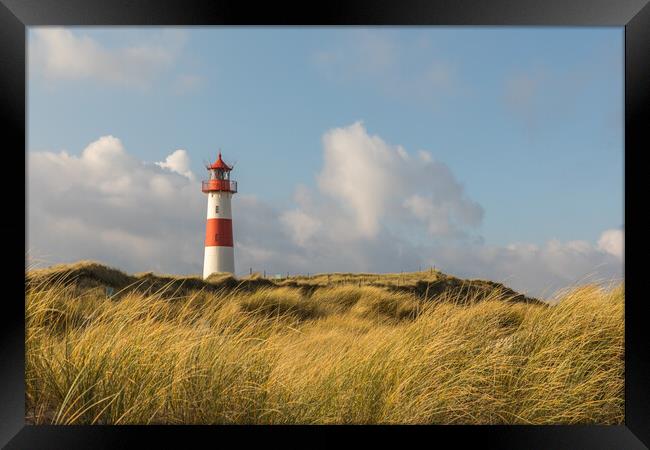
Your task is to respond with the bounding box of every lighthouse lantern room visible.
[202,151,237,278]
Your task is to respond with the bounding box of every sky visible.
[26,27,624,298]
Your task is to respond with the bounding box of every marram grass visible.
[25,270,624,425]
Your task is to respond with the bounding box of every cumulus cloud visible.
[28,136,205,274]
[404,195,454,236]
[316,122,483,239]
[597,228,624,259]
[425,237,623,298]
[156,149,195,180]
[280,209,322,246]
[29,28,187,87]
[28,126,623,299]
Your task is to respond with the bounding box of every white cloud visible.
[316,121,483,239]
[403,195,453,236]
[318,122,394,237]
[427,237,623,298]
[156,149,195,180]
[29,28,188,88]
[418,150,433,163]
[280,209,322,247]
[28,136,205,274]
[597,228,624,259]
[28,126,623,299]
[404,194,435,220]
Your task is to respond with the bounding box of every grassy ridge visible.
[25,263,623,424]
[26,260,543,305]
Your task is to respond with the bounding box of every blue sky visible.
[27,27,624,296]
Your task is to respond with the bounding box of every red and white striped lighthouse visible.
[201,151,237,278]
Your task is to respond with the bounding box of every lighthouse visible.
[202,151,237,278]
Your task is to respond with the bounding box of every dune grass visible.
[25,269,624,425]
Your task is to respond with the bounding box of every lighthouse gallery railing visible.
[201,179,237,193]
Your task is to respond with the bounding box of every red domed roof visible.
[207,151,232,171]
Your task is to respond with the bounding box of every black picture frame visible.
[2,0,647,448]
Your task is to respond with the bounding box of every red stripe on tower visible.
[205,218,233,247]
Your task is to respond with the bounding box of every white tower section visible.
[203,191,234,277]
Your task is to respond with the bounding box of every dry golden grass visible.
[25,265,623,425]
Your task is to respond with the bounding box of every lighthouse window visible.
[215,205,219,214]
